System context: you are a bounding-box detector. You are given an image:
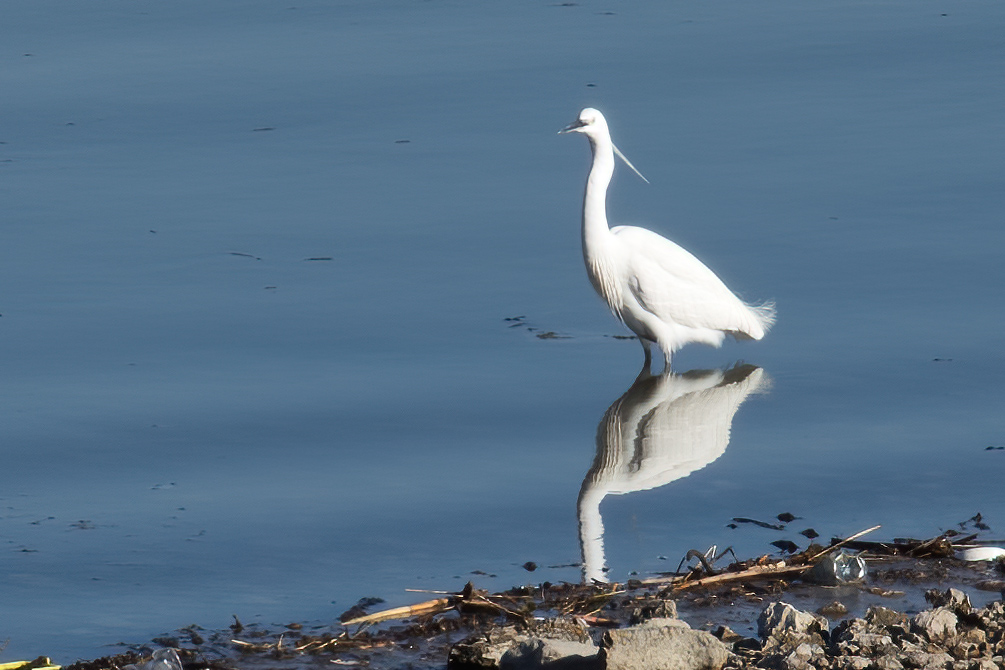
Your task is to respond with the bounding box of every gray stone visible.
[981,601,1005,626]
[500,637,600,670]
[450,628,539,669]
[450,631,522,669]
[782,642,826,670]
[925,588,972,615]
[949,638,981,659]
[866,605,910,628]
[911,607,958,644]
[889,625,920,645]
[874,654,905,670]
[900,649,954,669]
[629,598,677,625]
[601,618,729,670]
[781,657,813,670]
[852,632,897,655]
[833,658,872,670]
[833,617,869,644]
[835,640,862,656]
[758,602,829,640]
[817,600,848,618]
[758,601,830,667]
[711,625,741,643]
[450,620,594,670]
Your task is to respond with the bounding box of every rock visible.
[817,601,848,618]
[851,632,897,655]
[711,625,742,643]
[732,636,761,653]
[874,654,905,670]
[450,619,595,670]
[629,598,677,625]
[834,640,861,657]
[896,640,927,656]
[601,618,728,670]
[866,605,909,628]
[949,633,983,659]
[499,637,600,670]
[450,631,522,669]
[979,601,1005,629]
[900,649,954,668]
[911,607,958,644]
[924,588,971,615]
[781,641,826,669]
[833,657,871,670]
[758,602,829,640]
[832,617,869,643]
[757,602,830,668]
[955,626,988,655]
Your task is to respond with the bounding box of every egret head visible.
[559,108,608,138]
[560,108,649,184]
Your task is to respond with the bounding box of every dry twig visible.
[341,597,455,626]
[806,525,882,562]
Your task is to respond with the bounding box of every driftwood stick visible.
[460,594,529,622]
[341,597,455,626]
[806,525,882,562]
[639,561,808,588]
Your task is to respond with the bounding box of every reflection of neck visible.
[577,485,607,583]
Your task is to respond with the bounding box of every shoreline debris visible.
[54,523,1005,670]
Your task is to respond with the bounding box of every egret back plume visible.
[613,144,649,184]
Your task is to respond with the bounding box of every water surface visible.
[2,0,1003,660]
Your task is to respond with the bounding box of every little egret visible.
[560,108,775,371]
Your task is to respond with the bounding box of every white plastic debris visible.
[956,546,1005,562]
[805,549,867,585]
[122,648,182,670]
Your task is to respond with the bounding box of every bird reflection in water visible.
[578,364,767,583]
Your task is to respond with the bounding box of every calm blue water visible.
[2,0,1003,661]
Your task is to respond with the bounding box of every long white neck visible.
[582,134,615,260]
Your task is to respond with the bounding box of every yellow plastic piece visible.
[0,658,61,670]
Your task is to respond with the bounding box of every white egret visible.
[560,108,775,371]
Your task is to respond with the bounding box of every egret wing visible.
[611,226,764,336]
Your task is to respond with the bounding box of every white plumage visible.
[561,108,775,370]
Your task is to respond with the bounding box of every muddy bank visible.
[446,585,1005,669]
[56,577,1005,670]
[47,532,1004,670]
